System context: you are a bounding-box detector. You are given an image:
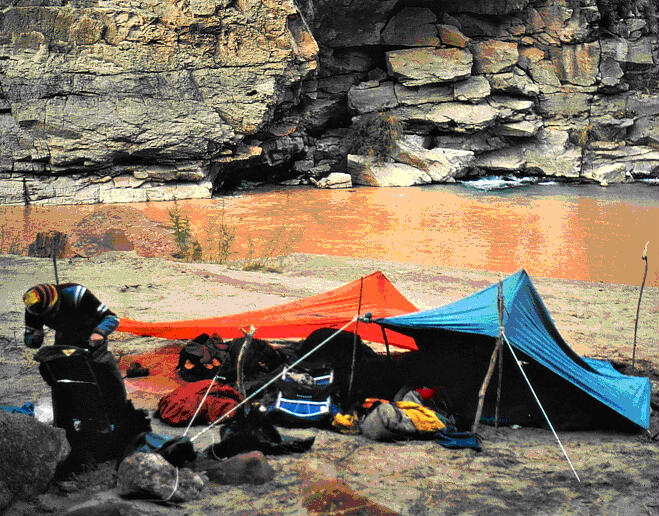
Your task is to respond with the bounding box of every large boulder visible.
[521,128,582,178]
[392,140,474,181]
[311,172,353,189]
[585,144,659,179]
[0,411,70,511]
[582,163,627,185]
[386,48,473,87]
[347,155,432,187]
[201,451,275,485]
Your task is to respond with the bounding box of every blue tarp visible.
[376,269,651,429]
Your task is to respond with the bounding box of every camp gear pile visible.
[112,269,651,468]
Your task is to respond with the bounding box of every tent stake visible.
[632,241,649,369]
[503,333,581,483]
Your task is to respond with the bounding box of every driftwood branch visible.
[632,241,649,368]
[347,277,364,407]
[495,281,505,428]
[472,339,501,434]
[472,281,504,434]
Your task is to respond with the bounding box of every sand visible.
[0,251,657,516]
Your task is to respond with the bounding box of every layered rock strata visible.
[300,0,658,188]
[0,0,657,203]
[0,0,318,203]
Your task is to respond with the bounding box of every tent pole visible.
[381,327,391,361]
[495,347,503,429]
[347,277,365,406]
[495,281,504,429]
[632,241,649,369]
[236,326,256,399]
[472,338,501,434]
[52,238,60,285]
[503,333,581,483]
[472,281,504,434]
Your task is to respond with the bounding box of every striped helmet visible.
[23,284,59,316]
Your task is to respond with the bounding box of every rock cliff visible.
[0,0,657,203]
[0,0,317,203]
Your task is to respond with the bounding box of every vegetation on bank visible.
[344,112,403,163]
[168,199,302,272]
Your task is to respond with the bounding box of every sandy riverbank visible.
[0,252,657,515]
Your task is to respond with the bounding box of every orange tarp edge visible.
[117,271,418,350]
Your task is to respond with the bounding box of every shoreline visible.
[1,181,658,288]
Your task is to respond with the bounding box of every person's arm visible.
[77,287,120,341]
[24,311,45,349]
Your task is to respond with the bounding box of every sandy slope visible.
[0,252,657,516]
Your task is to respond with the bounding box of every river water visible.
[1,182,657,286]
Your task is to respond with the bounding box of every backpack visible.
[176,333,229,382]
[265,366,339,426]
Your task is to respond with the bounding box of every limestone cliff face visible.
[0,0,657,204]
[0,0,317,203]
[300,0,658,187]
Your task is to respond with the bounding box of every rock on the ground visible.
[0,411,70,511]
[117,453,205,503]
[201,451,275,485]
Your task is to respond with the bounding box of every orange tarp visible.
[117,271,418,350]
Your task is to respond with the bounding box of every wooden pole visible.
[495,281,504,428]
[381,326,392,361]
[347,277,364,405]
[472,281,504,434]
[632,241,649,369]
[236,326,256,399]
[52,240,60,285]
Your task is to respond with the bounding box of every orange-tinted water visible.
[1,183,657,286]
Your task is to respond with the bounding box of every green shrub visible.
[203,201,236,264]
[168,202,201,262]
[345,112,403,162]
